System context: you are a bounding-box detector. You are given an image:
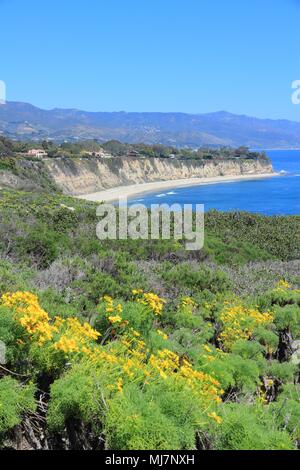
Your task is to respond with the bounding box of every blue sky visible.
[0,0,299,120]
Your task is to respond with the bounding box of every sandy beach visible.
[77,172,278,203]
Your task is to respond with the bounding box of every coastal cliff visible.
[0,155,273,195]
[44,156,273,195]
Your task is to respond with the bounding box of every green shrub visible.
[203,354,261,393]
[47,363,104,433]
[0,377,36,443]
[271,384,300,441]
[0,260,33,293]
[0,306,29,366]
[213,404,295,450]
[274,305,300,334]
[105,382,204,450]
[16,224,68,269]
[161,263,230,295]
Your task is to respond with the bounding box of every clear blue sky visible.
[0,0,299,120]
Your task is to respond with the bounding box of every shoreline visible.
[77,172,278,203]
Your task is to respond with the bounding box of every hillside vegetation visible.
[0,188,299,450]
[0,135,269,161]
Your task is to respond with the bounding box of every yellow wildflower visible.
[132,289,143,295]
[138,292,166,316]
[132,330,141,337]
[276,280,291,290]
[117,378,123,392]
[157,329,168,340]
[108,315,123,324]
[208,412,222,424]
[219,303,273,350]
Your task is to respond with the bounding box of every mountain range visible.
[1,101,300,148]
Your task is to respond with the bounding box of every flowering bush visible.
[218,303,273,350]
[0,281,299,450]
[0,189,300,450]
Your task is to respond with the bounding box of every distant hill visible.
[1,101,300,148]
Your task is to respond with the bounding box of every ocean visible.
[128,150,300,215]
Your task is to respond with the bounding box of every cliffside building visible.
[27,149,48,159]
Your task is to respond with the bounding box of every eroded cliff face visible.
[44,156,273,195]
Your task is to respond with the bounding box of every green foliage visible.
[0,137,268,165]
[213,404,294,450]
[204,233,272,265]
[47,363,103,433]
[119,302,154,336]
[274,305,300,334]
[0,306,28,365]
[231,339,264,360]
[105,383,200,450]
[204,354,261,393]
[161,262,230,295]
[0,157,16,171]
[271,384,300,440]
[0,260,33,293]
[16,224,67,269]
[205,211,300,262]
[0,377,36,442]
[254,326,279,353]
[48,361,205,451]
[0,188,300,450]
[266,361,296,384]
